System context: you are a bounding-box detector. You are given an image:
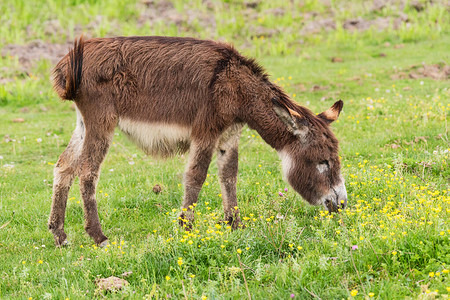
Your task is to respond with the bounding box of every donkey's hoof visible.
[231,221,246,230]
[56,239,69,247]
[99,240,109,248]
[222,217,245,230]
[178,212,194,231]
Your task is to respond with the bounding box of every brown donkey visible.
[49,36,347,247]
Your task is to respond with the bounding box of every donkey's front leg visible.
[179,141,215,230]
[217,124,243,229]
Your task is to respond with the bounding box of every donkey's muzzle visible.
[325,181,348,213]
[325,197,347,213]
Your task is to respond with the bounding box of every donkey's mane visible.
[269,83,328,130]
[216,44,328,130]
[216,45,329,131]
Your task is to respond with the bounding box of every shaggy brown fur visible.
[49,36,347,246]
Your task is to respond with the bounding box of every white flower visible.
[36,138,42,143]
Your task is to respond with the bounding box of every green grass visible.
[1,0,450,299]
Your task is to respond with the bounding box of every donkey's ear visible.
[272,98,308,138]
[318,100,344,124]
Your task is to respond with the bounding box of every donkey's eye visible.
[320,160,329,167]
[317,160,329,173]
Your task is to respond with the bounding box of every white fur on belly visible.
[118,118,191,156]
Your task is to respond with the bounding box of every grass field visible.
[0,0,449,299]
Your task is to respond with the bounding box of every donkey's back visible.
[52,36,247,157]
[53,36,236,123]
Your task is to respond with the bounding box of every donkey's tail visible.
[51,36,85,100]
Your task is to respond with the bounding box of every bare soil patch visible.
[138,0,216,34]
[0,0,445,73]
[301,18,336,35]
[95,276,129,293]
[343,13,409,31]
[391,63,450,80]
[1,40,70,71]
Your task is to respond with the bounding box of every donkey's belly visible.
[118,118,191,157]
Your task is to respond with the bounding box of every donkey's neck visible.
[240,99,295,151]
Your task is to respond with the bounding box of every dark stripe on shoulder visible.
[209,47,236,88]
[209,44,269,89]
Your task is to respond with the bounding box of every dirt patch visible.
[95,276,129,293]
[343,13,409,31]
[1,15,120,73]
[391,63,450,80]
[138,0,216,34]
[0,76,15,85]
[294,83,307,92]
[300,13,409,35]
[385,136,427,149]
[245,1,260,9]
[311,84,329,92]
[409,0,425,12]
[1,40,70,71]
[0,0,442,73]
[301,18,336,35]
[371,0,408,12]
[264,7,286,17]
[249,26,279,38]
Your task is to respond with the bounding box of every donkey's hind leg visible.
[77,105,118,246]
[217,124,243,229]
[48,109,84,246]
[77,108,116,246]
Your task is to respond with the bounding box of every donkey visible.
[49,36,347,247]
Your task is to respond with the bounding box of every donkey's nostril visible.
[324,199,335,212]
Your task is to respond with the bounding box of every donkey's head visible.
[273,98,347,213]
